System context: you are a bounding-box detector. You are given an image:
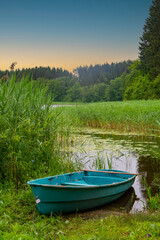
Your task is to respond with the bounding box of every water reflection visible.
[68,128,160,212]
[101,187,136,213]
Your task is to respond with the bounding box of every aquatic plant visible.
[54,101,160,135]
[142,177,160,211]
[92,152,106,169]
[106,154,113,169]
[146,186,160,211]
[0,75,72,186]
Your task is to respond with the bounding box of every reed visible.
[92,153,106,169]
[142,177,160,211]
[106,154,113,169]
[55,101,160,135]
[0,76,73,186]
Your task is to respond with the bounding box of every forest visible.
[2,58,160,102]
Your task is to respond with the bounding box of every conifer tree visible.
[139,0,160,78]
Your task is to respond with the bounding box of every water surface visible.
[68,128,160,213]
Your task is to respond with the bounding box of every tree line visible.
[0,61,133,102]
[45,60,133,102]
[0,66,71,80]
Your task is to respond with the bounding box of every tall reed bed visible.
[0,76,72,187]
[57,101,160,134]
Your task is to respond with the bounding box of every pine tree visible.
[139,0,160,78]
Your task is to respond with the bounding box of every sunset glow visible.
[0,0,152,72]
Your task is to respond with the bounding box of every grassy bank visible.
[54,100,160,135]
[0,187,160,240]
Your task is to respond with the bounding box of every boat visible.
[102,187,136,213]
[27,169,136,215]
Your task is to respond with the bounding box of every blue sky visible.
[0,0,152,71]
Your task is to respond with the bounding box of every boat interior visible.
[28,170,134,187]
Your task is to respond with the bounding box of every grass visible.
[53,101,160,135]
[0,186,160,240]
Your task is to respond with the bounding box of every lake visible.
[67,128,160,213]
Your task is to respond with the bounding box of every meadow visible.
[0,77,160,239]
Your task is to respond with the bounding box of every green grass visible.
[53,100,160,135]
[0,187,160,240]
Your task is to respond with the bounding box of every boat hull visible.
[28,170,136,214]
[37,189,128,214]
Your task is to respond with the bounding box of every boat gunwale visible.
[27,171,136,189]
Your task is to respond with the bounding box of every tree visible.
[66,82,81,102]
[139,0,160,78]
[105,77,123,101]
[10,62,17,71]
[75,61,133,87]
[123,61,156,100]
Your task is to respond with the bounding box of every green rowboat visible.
[27,169,136,214]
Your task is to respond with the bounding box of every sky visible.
[0,0,152,72]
